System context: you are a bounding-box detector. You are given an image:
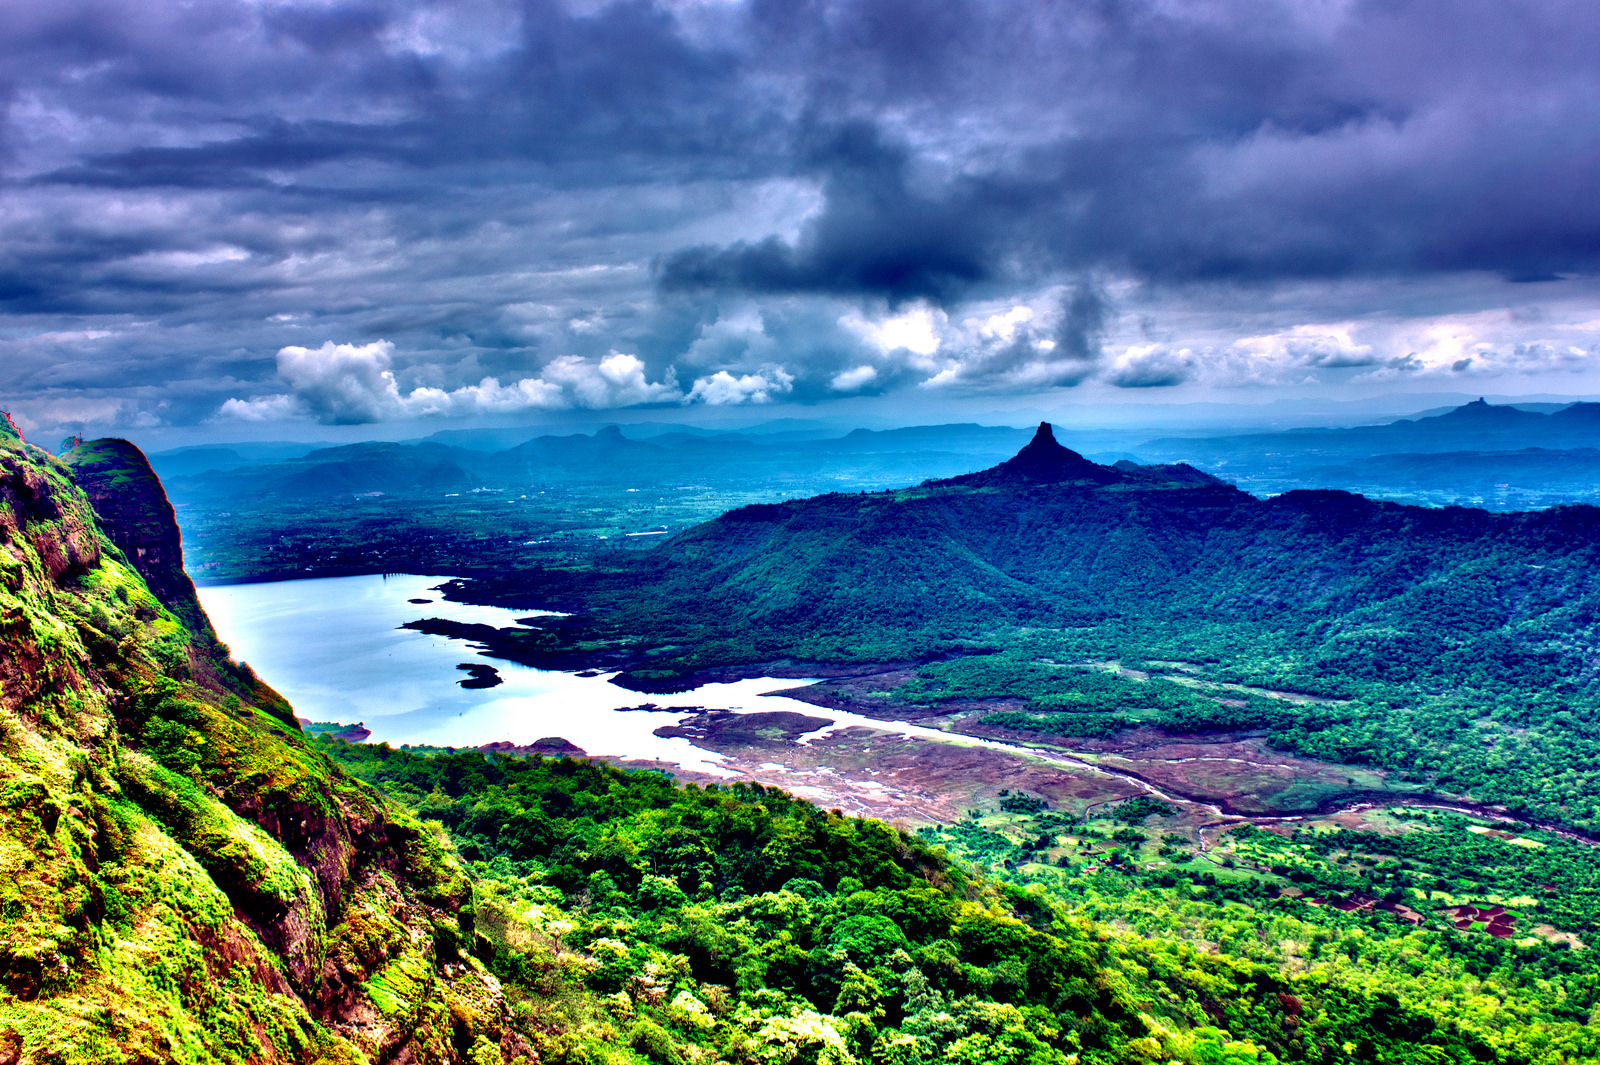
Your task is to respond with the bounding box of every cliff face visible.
[63,439,213,640]
[0,430,527,1064]
[62,437,300,727]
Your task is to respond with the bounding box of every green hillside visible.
[446,424,1600,830]
[313,738,1600,1065]
[1,430,523,1062]
[6,425,1600,1062]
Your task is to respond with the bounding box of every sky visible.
[4,0,1600,443]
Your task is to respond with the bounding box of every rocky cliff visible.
[0,424,527,1063]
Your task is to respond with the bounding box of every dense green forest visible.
[0,429,536,1062]
[317,739,1600,1065]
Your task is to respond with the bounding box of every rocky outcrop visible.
[943,422,1120,487]
[941,422,1223,489]
[62,439,208,636]
[63,437,300,726]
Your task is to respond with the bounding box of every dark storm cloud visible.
[1056,282,1108,366]
[657,121,995,304]
[2,0,1600,431]
[663,0,1600,297]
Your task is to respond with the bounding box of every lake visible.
[196,572,988,775]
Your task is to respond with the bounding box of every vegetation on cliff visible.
[0,426,524,1063]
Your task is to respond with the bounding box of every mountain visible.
[145,446,249,479]
[1135,397,1600,470]
[159,423,1036,507]
[446,422,1600,830]
[941,422,1123,486]
[4,426,526,1062]
[463,419,1587,671]
[147,441,331,479]
[1297,446,1600,505]
[942,423,1220,488]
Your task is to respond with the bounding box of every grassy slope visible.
[0,428,523,1064]
[316,739,1600,1065]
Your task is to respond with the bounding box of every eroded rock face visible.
[62,439,202,635]
[63,437,301,728]
[0,434,528,1064]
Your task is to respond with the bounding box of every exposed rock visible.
[456,662,503,689]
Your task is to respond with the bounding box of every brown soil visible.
[763,667,1410,815]
[646,722,1150,824]
[956,723,1406,814]
[1532,924,1586,949]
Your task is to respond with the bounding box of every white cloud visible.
[1347,311,1600,381]
[275,339,407,423]
[1229,323,1376,370]
[1105,345,1198,388]
[829,365,878,392]
[976,305,1035,344]
[531,352,682,408]
[685,367,793,405]
[842,303,946,358]
[218,341,683,423]
[217,393,301,421]
[912,293,1092,392]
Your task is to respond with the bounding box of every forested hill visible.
[465,421,1600,683]
[451,423,1600,828]
[14,429,1600,1061]
[11,430,1565,1064]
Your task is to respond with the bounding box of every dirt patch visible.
[649,725,1151,824]
[748,666,1410,815]
[654,710,833,749]
[1468,825,1545,847]
[956,724,1410,814]
[1532,924,1586,949]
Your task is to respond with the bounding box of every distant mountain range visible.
[152,399,1600,512]
[1135,397,1600,467]
[1122,399,1600,507]
[153,423,1038,503]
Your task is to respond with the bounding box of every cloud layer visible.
[2,0,1599,430]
